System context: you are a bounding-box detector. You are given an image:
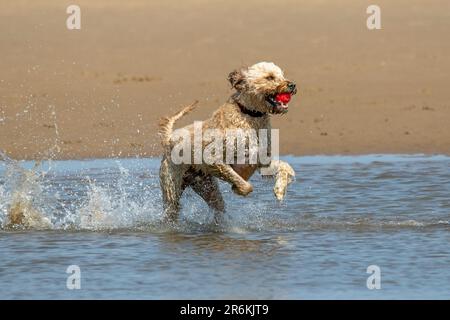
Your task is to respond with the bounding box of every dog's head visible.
[228,62,297,114]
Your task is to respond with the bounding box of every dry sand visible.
[1,0,449,160]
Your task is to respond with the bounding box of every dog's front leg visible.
[212,164,253,196]
[260,160,295,200]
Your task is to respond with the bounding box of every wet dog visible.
[159,62,297,223]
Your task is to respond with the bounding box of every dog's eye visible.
[265,75,275,81]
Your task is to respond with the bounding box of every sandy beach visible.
[1,0,449,160]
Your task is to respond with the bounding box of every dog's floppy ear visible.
[228,69,245,90]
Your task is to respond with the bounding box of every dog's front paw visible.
[232,182,253,196]
[273,163,295,201]
[273,177,288,201]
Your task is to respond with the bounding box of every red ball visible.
[275,93,291,104]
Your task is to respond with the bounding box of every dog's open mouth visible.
[266,92,292,114]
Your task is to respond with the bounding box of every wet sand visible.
[1,0,449,160]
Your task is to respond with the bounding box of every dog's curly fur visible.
[159,62,297,223]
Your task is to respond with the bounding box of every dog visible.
[158,62,297,223]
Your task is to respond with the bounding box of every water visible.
[0,154,449,299]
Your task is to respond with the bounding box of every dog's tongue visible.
[275,93,291,104]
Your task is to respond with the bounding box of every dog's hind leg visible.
[190,175,225,224]
[159,156,184,223]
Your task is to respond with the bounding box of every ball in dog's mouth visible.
[266,92,292,114]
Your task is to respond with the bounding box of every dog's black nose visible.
[287,82,296,92]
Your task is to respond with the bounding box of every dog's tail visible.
[158,100,199,152]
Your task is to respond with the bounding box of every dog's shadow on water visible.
[155,231,289,258]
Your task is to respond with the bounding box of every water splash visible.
[0,153,167,231]
[77,182,131,230]
[0,151,52,229]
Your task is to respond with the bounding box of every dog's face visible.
[228,62,297,114]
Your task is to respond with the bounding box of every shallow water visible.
[0,154,449,299]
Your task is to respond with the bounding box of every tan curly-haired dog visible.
[159,62,297,223]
